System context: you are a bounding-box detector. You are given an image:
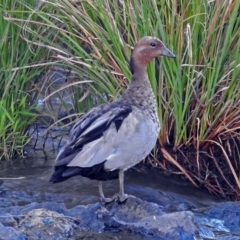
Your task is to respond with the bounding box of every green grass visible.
[4,0,240,199]
[0,0,49,159]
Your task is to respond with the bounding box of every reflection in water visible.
[0,150,221,210]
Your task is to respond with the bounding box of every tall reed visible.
[0,0,48,159]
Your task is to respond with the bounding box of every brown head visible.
[130,36,175,74]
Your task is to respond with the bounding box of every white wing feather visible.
[67,111,139,169]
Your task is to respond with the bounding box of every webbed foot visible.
[100,193,119,203]
[118,193,129,202]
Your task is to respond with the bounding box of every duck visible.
[49,36,175,203]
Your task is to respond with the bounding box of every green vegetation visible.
[0,0,49,159]
[2,0,240,199]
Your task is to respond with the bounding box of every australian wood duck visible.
[49,36,175,202]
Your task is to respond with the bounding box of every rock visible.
[0,201,67,216]
[0,222,25,240]
[217,237,240,240]
[18,208,88,239]
[204,201,240,228]
[0,195,238,239]
[104,198,198,240]
[74,232,121,240]
[0,213,17,227]
[166,199,195,211]
[107,197,165,221]
[204,201,240,235]
[67,202,106,231]
[67,197,199,240]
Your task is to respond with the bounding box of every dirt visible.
[151,141,240,200]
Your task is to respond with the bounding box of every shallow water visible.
[0,150,221,210]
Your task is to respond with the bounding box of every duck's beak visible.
[161,45,175,58]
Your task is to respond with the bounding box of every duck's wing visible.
[54,102,133,170]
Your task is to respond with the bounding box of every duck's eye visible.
[150,42,156,47]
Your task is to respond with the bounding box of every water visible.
[0,150,221,210]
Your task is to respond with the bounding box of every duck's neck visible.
[128,53,151,86]
[120,55,156,106]
[129,66,151,90]
[121,63,156,108]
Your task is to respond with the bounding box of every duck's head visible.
[130,36,175,74]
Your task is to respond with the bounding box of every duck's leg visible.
[118,169,129,202]
[98,181,118,203]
